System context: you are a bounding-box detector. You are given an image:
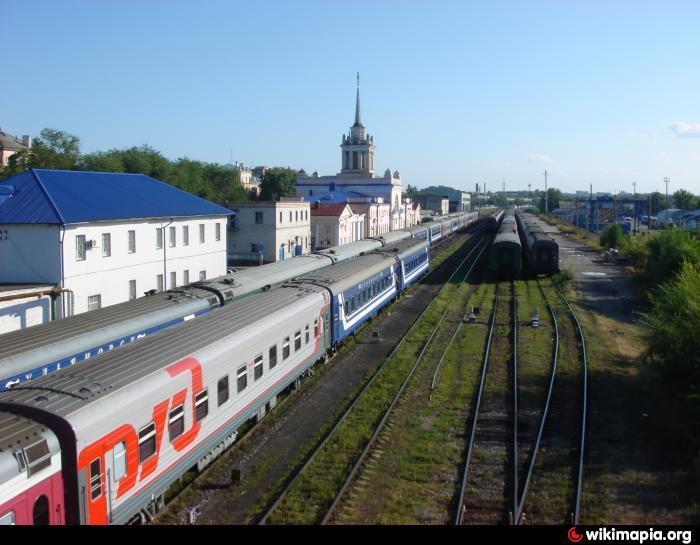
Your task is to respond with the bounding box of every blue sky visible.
[2,1,699,195]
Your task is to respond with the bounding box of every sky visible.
[2,0,699,195]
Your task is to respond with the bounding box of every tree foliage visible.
[673,189,697,210]
[0,128,248,204]
[537,188,562,213]
[600,223,625,249]
[259,167,297,201]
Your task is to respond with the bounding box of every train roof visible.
[372,237,429,260]
[0,287,217,383]
[0,284,328,418]
[313,239,383,263]
[370,230,411,245]
[293,253,397,295]
[0,411,60,483]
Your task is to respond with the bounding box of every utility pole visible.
[632,181,637,234]
[544,170,548,215]
[528,183,531,208]
[664,177,670,225]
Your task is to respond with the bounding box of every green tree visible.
[405,184,418,198]
[537,188,562,213]
[673,189,697,210]
[649,192,670,215]
[600,223,625,249]
[0,128,81,177]
[259,167,297,200]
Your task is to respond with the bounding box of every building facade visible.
[0,129,31,167]
[228,199,311,262]
[0,169,229,323]
[310,203,365,249]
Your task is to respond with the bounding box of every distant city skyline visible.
[2,1,698,195]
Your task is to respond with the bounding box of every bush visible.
[552,267,573,291]
[600,223,625,249]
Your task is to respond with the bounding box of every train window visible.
[25,439,51,476]
[237,365,247,392]
[195,390,209,422]
[89,458,102,500]
[351,296,356,311]
[113,441,126,481]
[344,301,349,317]
[169,405,185,440]
[283,337,290,360]
[305,325,310,344]
[33,495,49,525]
[314,319,319,337]
[269,345,277,369]
[0,511,15,525]
[138,423,157,462]
[218,376,229,406]
[294,330,301,351]
[254,355,263,381]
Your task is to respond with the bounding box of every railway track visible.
[258,235,491,524]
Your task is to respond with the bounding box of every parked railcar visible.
[372,238,430,291]
[370,230,411,246]
[405,224,430,240]
[489,212,522,277]
[516,212,559,275]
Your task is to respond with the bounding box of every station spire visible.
[354,72,362,126]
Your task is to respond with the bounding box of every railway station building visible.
[0,169,230,328]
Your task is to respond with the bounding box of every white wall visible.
[0,288,54,334]
[0,224,61,284]
[62,216,228,316]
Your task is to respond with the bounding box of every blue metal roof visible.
[0,169,232,224]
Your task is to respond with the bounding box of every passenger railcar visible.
[489,212,522,278]
[516,213,559,275]
[373,238,430,291]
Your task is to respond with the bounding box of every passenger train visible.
[488,211,523,278]
[0,217,487,525]
[0,212,478,391]
[515,212,560,275]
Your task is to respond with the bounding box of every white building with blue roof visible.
[0,169,230,326]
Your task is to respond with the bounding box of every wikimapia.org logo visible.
[567,527,693,544]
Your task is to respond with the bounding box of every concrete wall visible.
[0,288,54,334]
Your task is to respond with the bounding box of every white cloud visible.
[667,122,700,138]
[527,154,554,163]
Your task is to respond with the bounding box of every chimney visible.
[22,135,31,148]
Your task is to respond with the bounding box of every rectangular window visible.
[102,233,111,257]
[218,376,229,406]
[283,337,290,360]
[157,274,164,292]
[255,211,263,224]
[199,224,205,243]
[195,390,208,422]
[294,330,301,352]
[269,345,277,369]
[183,270,189,285]
[0,512,15,525]
[344,301,349,316]
[216,222,221,241]
[279,211,282,223]
[76,235,86,261]
[237,365,247,393]
[129,280,136,300]
[169,226,176,247]
[128,230,136,254]
[289,211,292,222]
[88,295,101,312]
[254,354,263,381]
[305,324,310,344]
[113,442,126,482]
[138,423,156,463]
[89,458,102,500]
[156,228,163,249]
[295,211,298,222]
[170,271,176,289]
[183,225,189,246]
[169,405,185,440]
[314,319,319,337]
[199,270,206,281]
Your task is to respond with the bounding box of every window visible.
[305,324,310,344]
[169,405,185,440]
[113,442,126,481]
[237,365,247,393]
[279,211,282,223]
[183,270,189,285]
[156,228,163,249]
[32,495,49,525]
[254,355,263,380]
[218,376,229,406]
[157,274,164,292]
[269,345,277,369]
[314,319,319,337]
[294,330,301,352]
[289,211,292,222]
[102,233,111,257]
[170,271,176,289]
[199,224,205,243]
[128,230,136,253]
[76,235,86,261]
[88,295,101,312]
[183,225,189,246]
[283,337,290,360]
[129,280,136,300]
[344,301,349,316]
[295,211,298,222]
[169,226,176,247]
[195,389,208,422]
[138,423,156,462]
[89,458,102,500]
[216,222,221,241]
[255,211,263,224]
[199,270,206,281]
[0,511,15,525]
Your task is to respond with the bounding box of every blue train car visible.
[406,224,430,240]
[373,238,430,291]
[427,222,443,243]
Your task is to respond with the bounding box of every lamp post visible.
[664,177,670,225]
[632,181,637,234]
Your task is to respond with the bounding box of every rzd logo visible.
[568,527,584,543]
